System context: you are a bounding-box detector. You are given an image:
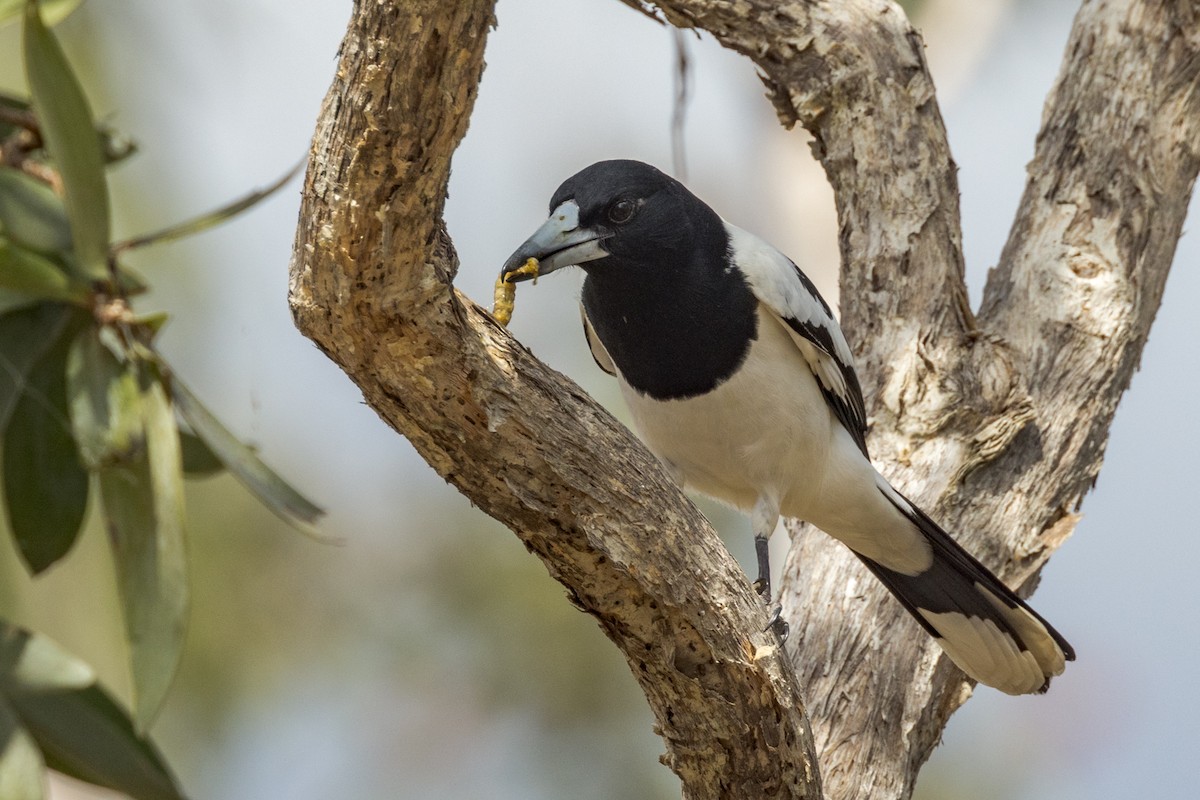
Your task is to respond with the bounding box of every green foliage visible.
[0,0,81,27]
[178,430,223,477]
[172,377,325,536]
[21,1,111,283]
[112,161,304,255]
[21,0,110,282]
[0,694,44,800]
[1,305,89,574]
[0,1,322,795]
[0,170,73,255]
[66,327,143,470]
[0,619,185,800]
[96,362,188,731]
[0,237,87,302]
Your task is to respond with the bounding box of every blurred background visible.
[1,0,1197,797]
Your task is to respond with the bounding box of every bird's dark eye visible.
[607,199,636,224]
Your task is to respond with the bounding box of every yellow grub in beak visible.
[492,257,540,327]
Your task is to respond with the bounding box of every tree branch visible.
[629,1,1198,798]
[980,0,1200,525]
[289,0,1199,799]
[288,2,820,797]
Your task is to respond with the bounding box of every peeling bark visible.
[289,1,1200,799]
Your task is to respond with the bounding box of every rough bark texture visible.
[288,2,819,798]
[789,2,1200,798]
[624,1,1198,798]
[289,1,1200,799]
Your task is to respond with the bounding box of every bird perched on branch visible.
[499,159,1073,695]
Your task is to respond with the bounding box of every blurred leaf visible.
[179,430,222,477]
[132,372,187,727]
[0,91,136,165]
[132,311,168,337]
[0,92,29,111]
[98,367,187,729]
[0,290,39,316]
[22,2,110,282]
[112,160,302,254]
[116,264,148,297]
[0,620,186,800]
[66,326,142,469]
[0,93,33,141]
[0,302,71,428]
[0,697,44,800]
[171,376,326,535]
[0,0,83,28]
[1,306,89,573]
[0,169,72,255]
[0,238,87,303]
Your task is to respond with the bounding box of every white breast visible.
[618,306,833,511]
[616,305,930,574]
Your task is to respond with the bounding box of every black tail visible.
[859,491,1075,695]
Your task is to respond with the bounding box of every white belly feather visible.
[616,305,930,574]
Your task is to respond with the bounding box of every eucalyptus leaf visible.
[0,0,83,28]
[170,376,325,535]
[0,302,72,429]
[0,697,44,800]
[133,311,169,337]
[179,430,222,477]
[1,307,89,573]
[112,160,302,254]
[0,169,72,256]
[0,620,186,800]
[0,92,28,111]
[66,327,143,469]
[98,368,187,730]
[22,2,110,282]
[0,290,38,317]
[116,263,149,297]
[0,238,87,303]
[0,93,32,141]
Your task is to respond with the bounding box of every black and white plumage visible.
[500,159,1074,695]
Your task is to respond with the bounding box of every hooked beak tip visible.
[499,248,537,280]
[501,256,541,284]
[501,200,609,280]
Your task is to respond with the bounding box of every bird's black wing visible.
[725,223,870,456]
[775,266,869,456]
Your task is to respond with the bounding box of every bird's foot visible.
[763,604,789,641]
[753,575,788,640]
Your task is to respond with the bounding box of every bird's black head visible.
[500,160,718,280]
[499,159,759,399]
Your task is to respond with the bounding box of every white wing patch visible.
[724,221,868,451]
[790,336,853,412]
[724,222,855,366]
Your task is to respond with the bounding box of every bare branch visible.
[288,2,820,797]
[980,0,1200,518]
[633,1,1198,798]
[289,0,1199,799]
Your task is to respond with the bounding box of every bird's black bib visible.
[581,247,759,401]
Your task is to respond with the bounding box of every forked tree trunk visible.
[288,1,1200,798]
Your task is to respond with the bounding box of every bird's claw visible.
[763,604,789,642]
[752,577,788,640]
